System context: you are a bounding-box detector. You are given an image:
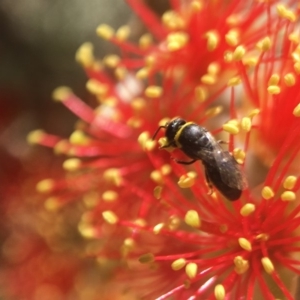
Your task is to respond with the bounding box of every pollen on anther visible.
[138,131,150,150]
[293,103,300,117]
[102,210,118,224]
[222,123,239,135]
[86,79,108,96]
[261,257,274,274]
[145,86,163,98]
[195,86,208,102]
[27,129,45,144]
[44,197,61,212]
[256,37,272,51]
[184,210,201,228]
[261,186,275,200]
[267,85,281,95]
[178,172,197,188]
[241,117,252,132]
[284,73,296,86]
[238,238,252,251]
[205,106,223,118]
[103,168,122,186]
[36,179,55,193]
[225,29,239,46]
[103,54,120,68]
[201,74,216,85]
[63,158,81,171]
[233,45,246,61]
[154,186,163,199]
[281,191,296,201]
[234,256,249,274]
[52,86,73,102]
[233,148,245,164]
[171,258,186,271]
[116,25,130,41]
[185,262,198,279]
[227,76,241,86]
[69,130,90,145]
[153,223,164,234]
[139,33,153,49]
[205,31,219,51]
[96,24,115,40]
[214,284,226,300]
[75,42,95,67]
[150,170,163,184]
[283,176,297,190]
[102,190,118,202]
[240,203,255,216]
[166,32,189,51]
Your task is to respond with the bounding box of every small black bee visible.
[152,117,247,201]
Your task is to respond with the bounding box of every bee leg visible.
[205,168,214,195]
[172,158,197,165]
[217,140,229,144]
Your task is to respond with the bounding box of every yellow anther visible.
[289,32,300,44]
[139,33,153,49]
[256,233,269,241]
[145,55,155,68]
[225,29,239,47]
[145,86,163,98]
[153,223,164,234]
[256,37,272,51]
[277,4,296,22]
[154,186,163,200]
[36,179,55,193]
[240,203,255,217]
[162,10,185,30]
[293,103,300,117]
[233,148,245,164]
[75,42,95,67]
[292,51,300,62]
[116,25,130,41]
[234,256,249,274]
[190,0,203,11]
[123,238,135,249]
[268,74,280,86]
[281,191,296,201]
[233,45,246,61]
[44,197,61,211]
[248,108,260,118]
[222,123,239,135]
[214,284,226,300]
[227,76,241,86]
[224,51,233,63]
[102,190,118,202]
[294,62,300,74]
[226,14,241,26]
[261,186,275,200]
[185,262,198,279]
[184,210,201,228]
[127,117,143,129]
[96,24,115,39]
[27,129,45,144]
[103,168,122,186]
[131,97,146,111]
[161,164,172,176]
[238,237,252,251]
[137,131,150,150]
[78,222,96,239]
[86,79,108,96]
[201,74,216,85]
[150,170,163,184]
[267,85,281,95]
[136,67,149,79]
[102,210,118,224]
[166,32,189,51]
[261,257,274,274]
[195,86,208,102]
[207,63,220,75]
[205,106,223,118]
[283,73,296,86]
[283,176,297,190]
[241,117,252,132]
[139,253,155,264]
[168,216,181,231]
[103,54,120,68]
[135,218,147,227]
[52,86,72,102]
[205,30,219,51]
[243,57,258,67]
[178,172,197,188]
[63,158,81,171]
[54,140,69,155]
[115,67,127,80]
[69,130,90,145]
[172,258,186,271]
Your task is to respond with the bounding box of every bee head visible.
[165,118,186,144]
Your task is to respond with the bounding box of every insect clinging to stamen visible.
[152,117,248,201]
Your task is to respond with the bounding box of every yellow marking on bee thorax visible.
[174,122,194,148]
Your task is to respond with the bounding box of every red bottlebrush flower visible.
[100,119,300,300]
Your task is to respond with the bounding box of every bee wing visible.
[197,135,248,190]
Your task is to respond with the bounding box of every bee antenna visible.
[152,125,166,140]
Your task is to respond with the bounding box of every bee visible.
[152,117,248,201]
